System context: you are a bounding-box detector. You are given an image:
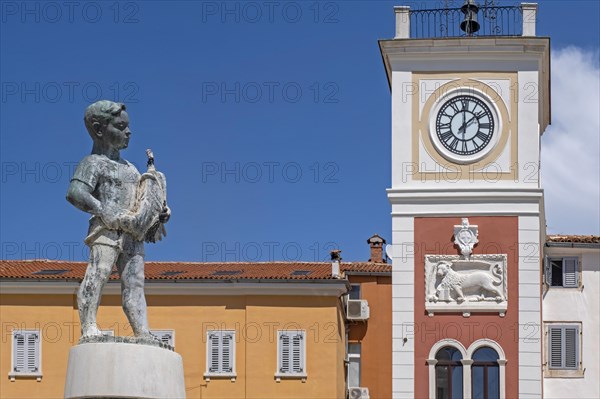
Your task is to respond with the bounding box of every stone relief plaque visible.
[425,255,508,317]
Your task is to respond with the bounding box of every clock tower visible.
[380,2,549,398]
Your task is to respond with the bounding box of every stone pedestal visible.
[64,342,185,399]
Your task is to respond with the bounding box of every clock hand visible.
[465,115,477,127]
[457,110,467,134]
[459,114,479,135]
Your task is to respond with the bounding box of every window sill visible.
[204,373,236,382]
[544,369,584,378]
[8,373,42,382]
[274,373,307,382]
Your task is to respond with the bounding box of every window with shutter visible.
[547,257,579,288]
[150,330,175,348]
[10,330,41,379]
[548,325,580,370]
[205,330,235,378]
[276,330,306,379]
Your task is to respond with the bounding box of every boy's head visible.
[84,100,131,150]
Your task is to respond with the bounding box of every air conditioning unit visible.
[346,299,370,321]
[348,387,370,399]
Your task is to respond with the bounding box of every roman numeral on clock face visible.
[449,137,459,150]
[440,131,454,142]
[475,131,489,141]
[461,98,470,111]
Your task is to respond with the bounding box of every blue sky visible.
[1,0,599,263]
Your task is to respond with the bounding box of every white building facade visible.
[542,236,600,399]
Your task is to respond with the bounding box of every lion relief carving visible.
[428,260,505,303]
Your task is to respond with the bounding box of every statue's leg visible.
[78,244,119,337]
[117,238,150,337]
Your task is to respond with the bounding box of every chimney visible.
[367,234,386,263]
[330,249,342,278]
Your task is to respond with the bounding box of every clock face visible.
[435,95,495,156]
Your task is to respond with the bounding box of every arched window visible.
[435,347,463,399]
[429,339,506,399]
[471,347,500,399]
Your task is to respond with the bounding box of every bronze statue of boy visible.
[67,100,170,340]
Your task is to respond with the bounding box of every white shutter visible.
[548,327,563,369]
[160,333,173,346]
[280,333,291,373]
[208,332,220,372]
[543,257,551,285]
[13,333,25,372]
[222,333,233,373]
[26,333,39,372]
[13,331,39,374]
[292,333,303,373]
[564,327,579,369]
[562,258,578,288]
[278,331,305,375]
[150,330,174,347]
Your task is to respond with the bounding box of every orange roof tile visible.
[0,260,391,281]
[546,235,600,244]
[342,263,391,273]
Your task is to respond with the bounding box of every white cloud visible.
[542,47,600,235]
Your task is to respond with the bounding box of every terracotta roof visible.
[342,262,391,273]
[0,260,391,281]
[546,235,600,244]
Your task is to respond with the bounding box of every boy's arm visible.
[66,180,120,230]
[66,180,102,216]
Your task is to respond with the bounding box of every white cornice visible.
[387,188,544,216]
[387,187,543,202]
[379,37,550,77]
[0,280,349,297]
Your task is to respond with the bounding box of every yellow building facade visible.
[0,261,350,399]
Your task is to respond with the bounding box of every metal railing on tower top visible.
[393,2,540,40]
[409,5,523,38]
